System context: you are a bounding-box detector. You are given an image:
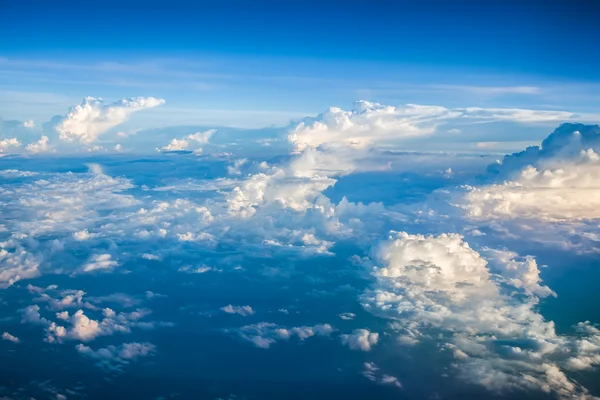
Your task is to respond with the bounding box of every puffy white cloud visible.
[0,242,42,288]
[157,129,215,153]
[158,138,188,152]
[287,102,596,153]
[80,254,118,273]
[43,307,168,343]
[25,136,50,153]
[460,149,600,222]
[234,322,334,349]
[340,329,379,351]
[0,137,21,153]
[56,96,165,143]
[76,342,156,371]
[2,332,20,343]
[22,120,35,128]
[220,304,255,316]
[288,101,445,152]
[186,129,215,144]
[360,231,600,398]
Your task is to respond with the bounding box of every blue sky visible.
[1,0,600,129]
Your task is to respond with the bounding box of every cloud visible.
[360,231,600,397]
[25,135,51,153]
[157,129,216,153]
[288,101,445,152]
[363,362,402,389]
[287,102,599,153]
[76,342,156,371]
[234,322,334,349]
[43,307,168,343]
[340,329,379,351]
[2,332,20,343]
[80,254,119,273]
[22,120,35,128]
[55,96,165,143]
[186,129,216,144]
[158,138,188,152]
[220,304,255,316]
[0,138,21,153]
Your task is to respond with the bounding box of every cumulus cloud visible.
[360,231,600,398]
[288,101,445,152]
[80,254,118,273]
[459,146,600,222]
[22,120,35,128]
[287,102,597,153]
[158,138,188,152]
[234,322,334,349]
[340,329,379,351]
[220,305,255,316]
[157,129,215,153]
[2,332,20,343]
[0,137,21,153]
[56,96,165,143]
[25,135,50,153]
[76,342,156,371]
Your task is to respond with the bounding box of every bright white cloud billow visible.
[360,231,600,398]
[55,96,165,143]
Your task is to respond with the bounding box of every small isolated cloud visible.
[56,96,165,143]
[80,254,118,273]
[158,138,188,152]
[221,305,254,316]
[22,120,35,128]
[76,342,156,371]
[363,362,402,389]
[340,329,379,351]
[25,136,50,153]
[186,129,216,144]
[338,313,356,320]
[157,129,215,153]
[234,322,334,349]
[2,332,20,343]
[0,138,21,153]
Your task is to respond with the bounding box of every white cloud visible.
[158,138,188,152]
[288,101,445,152]
[360,231,600,397]
[234,322,334,349]
[22,120,35,128]
[76,342,156,371]
[0,138,21,153]
[363,362,402,388]
[25,135,50,153]
[80,254,118,273]
[157,129,215,153]
[340,329,379,351]
[186,129,216,144]
[460,149,600,222]
[2,332,20,343]
[56,96,165,143]
[221,304,255,316]
[287,101,597,153]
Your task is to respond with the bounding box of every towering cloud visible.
[56,96,165,143]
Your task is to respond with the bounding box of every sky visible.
[1,0,600,131]
[2,2,600,400]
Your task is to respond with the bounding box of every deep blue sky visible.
[2,0,599,78]
[1,0,600,129]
